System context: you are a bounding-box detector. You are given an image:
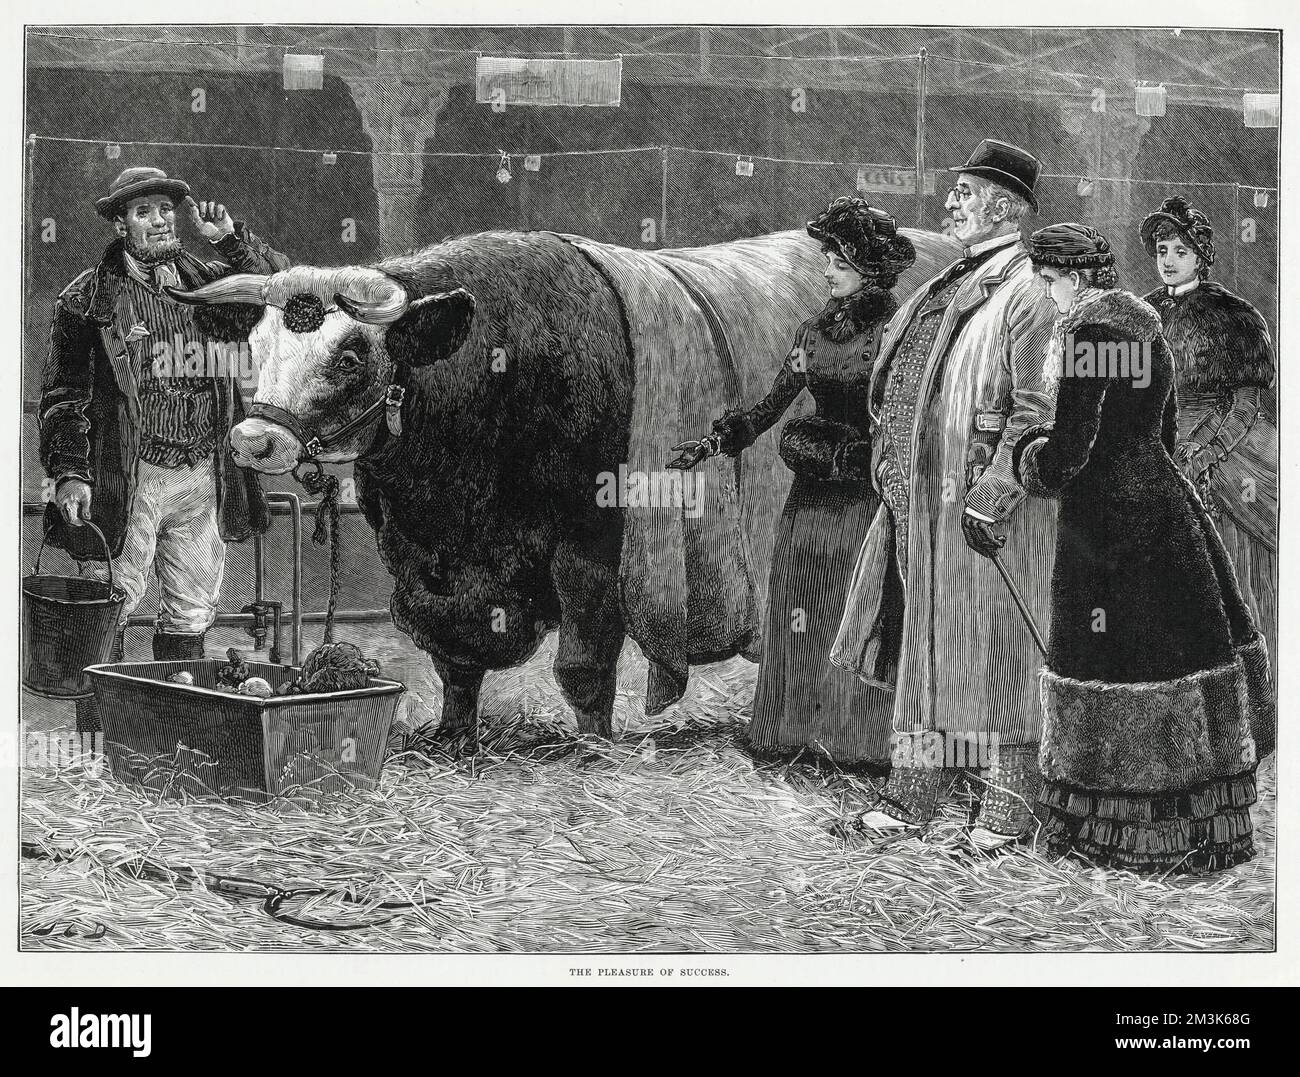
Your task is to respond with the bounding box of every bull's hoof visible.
[575,716,614,741]
[645,661,688,717]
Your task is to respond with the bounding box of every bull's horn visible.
[333,278,410,325]
[165,273,271,306]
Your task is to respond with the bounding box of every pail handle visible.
[34,520,116,596]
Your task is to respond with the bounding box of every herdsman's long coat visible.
[831,240,1059,745]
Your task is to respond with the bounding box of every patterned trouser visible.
[113,458,226,635]
[878,734,1043,834]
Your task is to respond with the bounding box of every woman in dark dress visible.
[1139,197,1277,756]
[669,198,915,764]
[1011,223,1265,874]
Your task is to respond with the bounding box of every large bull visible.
[168,227,959,737]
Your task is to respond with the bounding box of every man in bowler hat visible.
[38,166,289,731]
[831,139,1060,849]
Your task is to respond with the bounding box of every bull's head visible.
[167,266,475,473]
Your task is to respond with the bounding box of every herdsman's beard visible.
[125,234,183,264]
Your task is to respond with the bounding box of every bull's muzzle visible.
[229,417,305,475]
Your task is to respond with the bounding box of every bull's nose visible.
[230,423,274,460]
[230,419,303,474]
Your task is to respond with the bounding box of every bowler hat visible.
[95,167,192,219]
[949,139,1041,213]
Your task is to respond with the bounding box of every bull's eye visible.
[336,349,362,372]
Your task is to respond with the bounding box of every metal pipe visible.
[253,529,265,604]
[915,47,929,227]
[124,607,390,628]
[265,491,303,664]
[24,493,385,661]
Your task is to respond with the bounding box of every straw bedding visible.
[20,631,1275,953]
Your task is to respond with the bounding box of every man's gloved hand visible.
[961,510,1006,558]
[184,196,236,242]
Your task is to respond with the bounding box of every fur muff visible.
[1039,662,1256,793]
[1143,281,1274,393]
[778,415,859,480]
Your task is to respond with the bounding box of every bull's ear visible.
[384,288,475,367]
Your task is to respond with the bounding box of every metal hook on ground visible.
[23,840,440,933]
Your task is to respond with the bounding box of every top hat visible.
[949,139,1041,213]
[95,167,192,219]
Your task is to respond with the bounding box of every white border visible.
[1,0,1294,987]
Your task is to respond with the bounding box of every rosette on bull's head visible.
[806,196,916,289]
[167,266,474,473]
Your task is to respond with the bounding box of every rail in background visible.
[21,494,391,665]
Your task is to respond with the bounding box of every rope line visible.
[25,135,1278,193]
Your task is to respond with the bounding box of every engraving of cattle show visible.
[17,24,1278,955]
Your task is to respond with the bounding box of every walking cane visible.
[989,550,1048,658]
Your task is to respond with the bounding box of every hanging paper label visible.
[524,155,542,172]
[283,53,324,92]
[1243,93,1280,128]
[475,57,622,107]
[1135,84,1167,117]
[735,157,754,177]
[856,167,937,196]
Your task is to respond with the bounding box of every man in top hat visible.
[830,139,1059,850]
[38,166,289,731]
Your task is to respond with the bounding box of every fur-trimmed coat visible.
[1011,289,1263,792]
[710,286,897,480]
[1143,280,1276,551]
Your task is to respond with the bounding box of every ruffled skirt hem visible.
[1039,770,1257,875]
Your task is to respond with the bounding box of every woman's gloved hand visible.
[667,434,721,471]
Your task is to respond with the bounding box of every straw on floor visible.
[20,636,1275,952]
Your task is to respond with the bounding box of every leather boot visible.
[152,632,207,661]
